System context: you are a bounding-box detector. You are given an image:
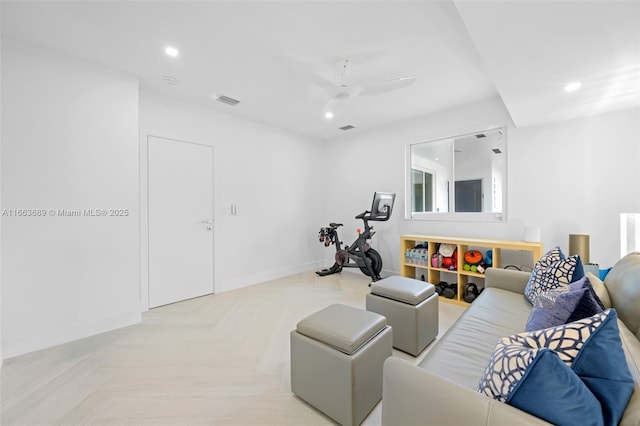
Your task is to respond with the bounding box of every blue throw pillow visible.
[570,310,633,426]
[478,309,634,426]
[477,343,602,425]
[525,247,585,304]
[565,277,605,322]
[525,276,604,331]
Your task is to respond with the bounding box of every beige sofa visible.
[382,252,640,425]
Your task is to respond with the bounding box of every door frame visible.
[141,134,216,311]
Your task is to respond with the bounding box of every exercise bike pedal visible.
[315,263,342,277]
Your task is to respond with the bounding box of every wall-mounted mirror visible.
[406,127,506,221]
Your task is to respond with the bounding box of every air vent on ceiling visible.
[216,95,240,106]
[339,125,355,131]
[162,75,177,86]
[492,148,502,154]
[475,133,486,138]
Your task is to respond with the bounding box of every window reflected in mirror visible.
[408,127,506,221]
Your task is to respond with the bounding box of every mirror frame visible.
[404,126,507,222]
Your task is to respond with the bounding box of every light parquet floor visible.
[1,270,465,425]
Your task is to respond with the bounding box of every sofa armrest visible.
[382,357,548,426]
[484,268,531,294]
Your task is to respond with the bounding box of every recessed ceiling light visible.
[165,46,179,58]
[325,111,334,120]
[564,81,582,92]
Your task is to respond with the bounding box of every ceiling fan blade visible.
[359,75,417,96]
[282,58,340,95]
[308,84,330,102]
[324,98,339,112]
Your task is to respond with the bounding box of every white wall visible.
[139,91,325,307]
[510,107,640,266]
[1,38,141,358]
[0,20,3,367]
[1,37,637,361]
[324,97,640,272]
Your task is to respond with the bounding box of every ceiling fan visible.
[292,58,417,111]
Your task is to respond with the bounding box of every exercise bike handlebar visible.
[355,206,392,222]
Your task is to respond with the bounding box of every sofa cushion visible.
[525,276,604,331]
[418,287,532,389]
[524,247,584,304]
[478,309,634,426]
[586,271,612,309]
[604,252,640,336]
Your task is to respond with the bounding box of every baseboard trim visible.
[2,311,141,360]
[219,260,324,292]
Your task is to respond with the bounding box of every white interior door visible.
[148,136,214,308]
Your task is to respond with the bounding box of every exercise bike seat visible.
[329,222,343,228]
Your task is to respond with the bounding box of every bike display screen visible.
[371,192,395,220]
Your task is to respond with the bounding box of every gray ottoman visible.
[366,276,438,356]
[290,303,392,426]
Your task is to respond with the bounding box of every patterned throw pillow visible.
[478,345,600,425]
[525,276,604,331]
[524,246,584,304]
[477,309,634,426]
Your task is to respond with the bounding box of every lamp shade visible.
[569,234,590,264]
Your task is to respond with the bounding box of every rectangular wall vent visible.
[492,148,502,154]
[339,125,355,131]
[216,95,240,106]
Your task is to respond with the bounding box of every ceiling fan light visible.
[564,81,582,92]
[164,46,179,58]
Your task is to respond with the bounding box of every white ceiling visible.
[2,1,639,139]
[455,0,640,128]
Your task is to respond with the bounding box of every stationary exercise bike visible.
[316,192,395,282]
